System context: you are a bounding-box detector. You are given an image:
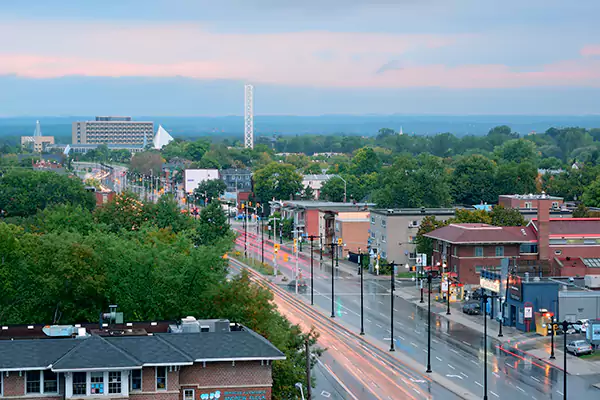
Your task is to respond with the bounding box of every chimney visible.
[537,198,551,261]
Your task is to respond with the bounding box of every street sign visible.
[441,281,449,292]
[524,306,533,319]
[338,238,343,245]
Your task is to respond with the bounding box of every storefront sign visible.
[524,306,533,319]
[223,390,267,400]
[480,277,500,293]
[509,275,522,301]
[441,280,448,292]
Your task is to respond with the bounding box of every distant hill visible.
[2,115,600,142]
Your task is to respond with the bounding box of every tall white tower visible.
[244,84,254,149]
[34,120,42,137]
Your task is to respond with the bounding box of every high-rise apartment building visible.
[72,116,154,145]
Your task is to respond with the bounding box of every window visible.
[381,219,386,227]
[453,246,457,256]
[26,371,41,394]
[44,371,58,393]
[524,202,532,209]
[335,222,340,232]
[73,372,87,396]
[91,372,104,394]
[474,247,483,257]
[520,244,538,254]
[381,235,386,243]
[371,216,375,224]
[370,231,375,239]
[495,246,504,257]
[552,201,559,208]
[475,266,484,274]
[156,367,167,391]
[410,220,419,227]
[184,389,195,400]
[108,372,121,394]
[130,370,142,391]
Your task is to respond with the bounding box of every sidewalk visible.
[526,347,600,375]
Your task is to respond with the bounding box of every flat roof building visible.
[73,117,154,146]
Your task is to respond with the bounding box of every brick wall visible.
[179,362,272,388]
[141,366,156,392]
[3,373,25,396]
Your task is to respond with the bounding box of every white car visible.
[577,319,590,333]
[566,340,593,356]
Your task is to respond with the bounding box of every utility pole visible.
[329,241,339,318]
[307,235,319,306]
[305,339,312,400]
[293,228,302,295]
[426,273,432,373]
[243,203,248,258]
[261,212,265,265]
[359,248,365,335]
[389,261,397,352]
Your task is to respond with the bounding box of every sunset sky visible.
[1,0,599,115]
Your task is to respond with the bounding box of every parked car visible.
[566,340,593,356]
[462,301,481,315]
[577,319,590,333]
[287,279,308,293]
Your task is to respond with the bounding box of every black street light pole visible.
[550,320,556,359]
[446,276,451,315]
[359,250,365,335]
[261,212,265,265]
[308,235,318,306]
[244,204,248,258]
[426,273,432,373]
[319,235,323,261]
[389,261,397,352]
[562,320,569,400]
[481,292,498,400]
[330,242,337,318]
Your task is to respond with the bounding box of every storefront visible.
[479,270,503,320]
[504,279,560,332]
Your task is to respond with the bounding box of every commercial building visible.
[0,318,284,400]
[72,117,154,146]
[369,208,461,265]
[498,193,564,210]
[220,169,252,193]
[334,212,370,255]
[504,279,560,332]
[21,120,55,152]
[184,169,220,194]
[301,175,335,200]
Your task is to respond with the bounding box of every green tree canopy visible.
[494,139,539,164]
[193,179,227,204]
[253,162,303,203]
[319,177,346,202]
[450,155,497,205]
[0,170,95,217]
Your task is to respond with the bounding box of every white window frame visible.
[66,371,128,398]
[130,369,142,392]
[552,201,559,208]
[156,367,167,391]
[381,219,386,227]
[183,388,195,400]
[1,372,3,397]
[381,235,386,243]
[524,202,533,209]
[495,246,504,257]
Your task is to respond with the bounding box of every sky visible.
[1,0,600,116]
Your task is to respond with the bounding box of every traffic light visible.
[293,238,298,245]
[241,203,245,209]
[337,238,343,245]
[293,245,298,253]
[274,243,280,251]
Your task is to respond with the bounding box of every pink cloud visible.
[581,45,600,57]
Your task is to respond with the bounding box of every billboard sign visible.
[509,275,523,301]
[184,169,220,194]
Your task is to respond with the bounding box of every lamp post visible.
[389,261,397,352]
[359,249,365,335]
[481,292,498,400]
[550,319,556,359]
[561,320,569,400]
[426,273,432,373]
[337,175,347,203]
[498,297,504,337]
[446,277,451,316]
[243,203,248,258]
[330,242,338,318]
[319,235,323,261]
[261,212,265,265]
[308,235,318,306]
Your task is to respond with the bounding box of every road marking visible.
[383,338,391,341]
[446,374,463,379]
[432,338,439,343]
[505,362,514,369]
[398,335,405,340]
[475,381,483,388]
[460,373,468,378]
[379,312,386,317]
[332,345,338,351]
[394,309,398,312]
[493,372,500,378]
[321,391,331,398]
[366,319,372,323]
[378,301,384,305]
[411,342,418,347]
[371,381,378,388]
[422,349,428,353]
[471,360,479,365]
[447,364,455,370]
[436,356,443,361]
[490,391,499,398]
[376,324,383,328]
[412,388,421,395]
[461,340,471,346]
[365,306,372,310]
[531,376,540,383]
[516,386,526,393]
[556,391,563,396]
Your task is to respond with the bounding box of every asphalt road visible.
[234,225,600,399]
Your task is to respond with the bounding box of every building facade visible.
[301,175,335,200]
[184,169,220,194]
[498,194,564,210]
[220,169,252,193]
[21,136,55,153]
[334,212,370,255]
[72,117,154,146]
[0,319,284,400]
[369,208,459,265]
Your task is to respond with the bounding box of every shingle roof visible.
[424,223,536,244]
[158,331,284,361]
[52,335,140,371]
[0,328,285,372]
[0,339,79,370]
[529,218,600,237]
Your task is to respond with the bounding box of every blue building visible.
[504,279,560,332]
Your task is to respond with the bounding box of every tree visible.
[301,185,315,200]
[350,147,381,176]
[493,162,538,196]
[303,163,323,174]
[94,191,148,232]
[130,151,163,175]
[194,202,231,245]
[453,209,492,224]
[185,140,210,161]
[582,178,600,208]
[0,170,95,217]
[487,125,519,148]
[253,163,303,203]
[489,205,525,226]
[450,155,497,205]
[415,216,448,258]
[319,177,346,202]
[193,179,227,204]
[572,203,589,218]
[494,139,538,164]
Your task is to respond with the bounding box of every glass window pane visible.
[26,371,41,394]
[44,371,58,393]
[108,372,121,394]
[91,372,104,394]
[156,367,167,390]
[73,372,87,395]
[130,370,142,391]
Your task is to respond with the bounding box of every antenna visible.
[34,120,42,137]
[244,84,254,149]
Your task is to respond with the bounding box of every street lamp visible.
[308,235,318,306]
[498,296,504,337]
[481,292,498,400]
[389,261,397,352]
[550,318,556,360]
[330,242,338,318]
[336,175,347,203]
[294,383,305,400]
[426,273,432,373]
[359,249,365,335]
[561,320,569,400]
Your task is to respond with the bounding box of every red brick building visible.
[498,193,564,210]
[425,198,600,283]
[0,319,284,400]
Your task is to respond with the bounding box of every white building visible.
[72,116,154,146]
[302,174,336,199]
[184,169,220,194]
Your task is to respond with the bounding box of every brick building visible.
[0,318,284,400]
[334,212,370,255]
[498,193,564,210]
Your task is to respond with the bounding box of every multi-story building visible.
[220,168,252,193]
[0,318,284,400]
[498,193,564,210]
[21,136,55,152]
[301,175,335,200]
[368,208,461,265]
[72,117,154,146]
[334,212,370,255]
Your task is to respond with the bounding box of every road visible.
[233,223,600,399]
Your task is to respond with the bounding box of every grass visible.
[578,352,600,360]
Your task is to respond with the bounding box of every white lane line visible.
[394,309,399,312]
[432,338,440,344]
[423,349,428,353]
[460,373,468,378]
[386,329,391,333]
[376,324,383,328]
[412,388,421,395]
[461,340,471,346]
[378,301,384,305]
[436,356,443,362]
[493,372,500,378]
[379,312,386,317]
[470,360,479,365]
[531,376,540,383]
[365,306,372,310]
[490,391,499,398]
[447,364,455,370]
[411,342,418,347]
[449,349,460,354]
[398,335,406,340]
[557,391,563,396]
[516,386,526,393]
[475,381,483,388]
[505,363,514,369]
[366,319,372,323]
[332,345,338,351]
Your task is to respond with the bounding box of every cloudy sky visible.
[1,0,599,115]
